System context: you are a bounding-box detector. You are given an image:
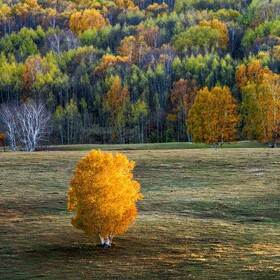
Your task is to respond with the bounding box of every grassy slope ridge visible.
[0,148,280,279]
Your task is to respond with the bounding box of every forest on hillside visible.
[0,0,280,147]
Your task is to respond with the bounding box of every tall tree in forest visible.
[64,99,81,144]
[258,73,280,146]
[103,76,129,143]
[236,60,271,141]
[237,61,280,146]
[118,35,149,65]
[22,53,68,102]
[132,98,148,143]
[0,3,12,35]
[188,86,238,146]
[22,55,45,91]
[0,57,24,103]
[53,105,65,144]
[136,24,161,49]
[169,79,197,142]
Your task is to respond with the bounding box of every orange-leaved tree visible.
[103,76,129,143]
[188,86,238,146]
[67,149,143,247]
[0,133,6,151]
[94,54,129,75]
[169,79,197,142]
[69,9,107,33]
[118,35,149,65]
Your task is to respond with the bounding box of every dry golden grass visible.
[0,148,280,279]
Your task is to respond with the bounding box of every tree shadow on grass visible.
[25,243,120,259]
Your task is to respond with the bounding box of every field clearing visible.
[0,148,280,279]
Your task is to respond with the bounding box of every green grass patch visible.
[1,149,280,279]
[36,141,267,152]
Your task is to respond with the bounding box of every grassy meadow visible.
[0,145,280,279]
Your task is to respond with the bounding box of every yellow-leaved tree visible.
[236,60,280,147]
[69,9,107,33]
[188,86,238,146]
[68,149,143,247]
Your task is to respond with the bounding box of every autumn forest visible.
[0,0,280,147]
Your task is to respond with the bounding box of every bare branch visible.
[0,101,51,152]
[0,104,18,151]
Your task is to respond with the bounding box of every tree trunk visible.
[141,116,144,144]
[269,142,277,148]
[98,234,105,246]
[104,237,112,248]
[98,234,113,248]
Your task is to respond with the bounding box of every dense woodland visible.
[0,0,280,147]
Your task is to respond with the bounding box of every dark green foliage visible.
[0,27,45,61]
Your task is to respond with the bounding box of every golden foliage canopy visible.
[237,60,280,145]
[94,54,129,75]
[188,86,238,144]
[118,35,149,64]
[69,9,106,33]
[102,76,129,142]
[68,149,143,243]
[199,19,229,51]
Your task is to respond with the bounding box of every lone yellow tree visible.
[68,149,143,247]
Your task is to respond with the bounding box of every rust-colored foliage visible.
[67,149,143,245]
[103,76,129,142]
[170,79,197,115]
[136,24,161,49]
[188,86,238,145]
[0,133,6,148]
[118,35,149,64]
[94,54,129,75]
[170,79,198,139]
[22,55,46,93]
[103,76,129,119]
[69,9,106,33]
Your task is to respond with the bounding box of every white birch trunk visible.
[98,234,113,248]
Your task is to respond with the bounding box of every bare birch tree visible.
[0,101,50,152]
[16,101,51,152]
[0,104,18,151]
